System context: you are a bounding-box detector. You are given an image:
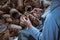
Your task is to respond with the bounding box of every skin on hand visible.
[31,8,42,13]
[20,8,42,28]
[20,15,32,28]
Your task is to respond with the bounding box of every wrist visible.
[27,23,32,28]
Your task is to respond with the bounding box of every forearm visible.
[28,25,42,40]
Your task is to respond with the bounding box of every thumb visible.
[26,15,29,20]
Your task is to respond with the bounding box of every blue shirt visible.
[28,1,60,40]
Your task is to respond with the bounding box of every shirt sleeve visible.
[28,25,42,40]
[28,13,59,40]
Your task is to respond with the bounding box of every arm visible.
[28,25,41,40]
[20,7,59,40]
[28,13,59,40]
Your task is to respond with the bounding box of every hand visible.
[30,8,42,20]
[31,8,42,13]
[20,15,32,28]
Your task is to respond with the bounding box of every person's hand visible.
[31,8,42,13]
[30,8,42,20]
[20,15,32,28]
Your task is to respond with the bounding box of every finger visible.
[26,15,30,20]
[22,17,26,22]
[20,18,24,22]
[20,16,25,22]
[34,8,41,11]
[30,10,35,13]
[30,8,37,13]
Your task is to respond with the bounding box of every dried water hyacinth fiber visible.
[0,23,22,40]
[0,8,22,25]
[17,0,24,13]
[32,0,40,8]
[29,14,39,27]
[0,0,8,5]
[0,9,22,39]
[0,11,5,15]
[17,0,40,13]
[0,0,41,40]
[0,0,41,26]
[0,23,10,40]
[9,8,22,25]
[8,24,22,37]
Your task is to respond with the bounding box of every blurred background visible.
[0,0,51,40]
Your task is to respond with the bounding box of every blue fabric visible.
[18,28,30,40]
[28,0,60,40]
[18,20,43,40]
